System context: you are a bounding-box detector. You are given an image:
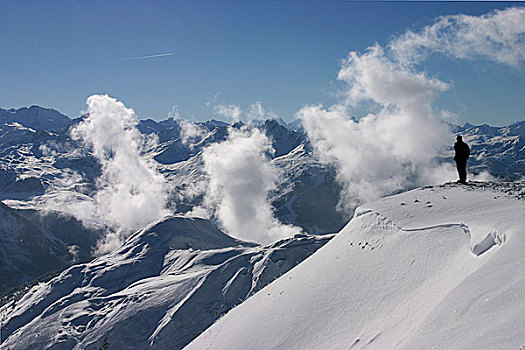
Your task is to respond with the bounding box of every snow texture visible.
[0,216,332,349]
[186,182,525,350]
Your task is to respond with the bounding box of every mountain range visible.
[0,106,524,349]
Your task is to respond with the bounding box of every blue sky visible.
[0,1,523,125]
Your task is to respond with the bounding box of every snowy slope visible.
[0,216,332,349]
[1,104,524,323]
[186,181,525,350]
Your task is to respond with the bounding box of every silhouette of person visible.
[454,135,470,183]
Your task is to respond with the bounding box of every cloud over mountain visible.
[44,95,171,253]
[191,126,301,243]
[298,7,525,215]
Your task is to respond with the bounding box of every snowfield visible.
[186,181,525,350]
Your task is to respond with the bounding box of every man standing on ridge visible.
[454,135,470,184]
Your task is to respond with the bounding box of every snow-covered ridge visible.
[186,181,525,350]
[0,106,71,133]
[0,216,333,349]
[0,106,524,349]
[0,106,523,299]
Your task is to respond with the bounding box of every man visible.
[454,135,470,183]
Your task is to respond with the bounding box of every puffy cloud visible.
[299,8,524,215]
[339,45,449,115]
[191,127,301,244]
[247,102,266,121]
[45,95,171,253]
[300,46,450,213]
[299,102,448,214]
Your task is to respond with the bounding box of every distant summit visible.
[0,106,71,132]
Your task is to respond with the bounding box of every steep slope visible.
[271,142,345,233]
[0,216,333,349]
[186,181,525,350]
[0,202,102,294]
[0,202,70,292]
[0,202,67,291]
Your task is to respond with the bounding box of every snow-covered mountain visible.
[0,216,332,349]
[186,181,525,350]
[0,105,524,349]
[0,106,523,294]
[1,106,524,203]
[0,201,68,293]
[2,182,522,350]
[445,122,525,181]
[0,106,71,134]
[2,107,523,234]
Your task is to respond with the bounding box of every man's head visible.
[456,135,463,142]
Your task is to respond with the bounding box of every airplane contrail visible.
[114,52,176,61]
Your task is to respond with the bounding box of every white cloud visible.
[339,45,450,115]
[297,8,524,215]
[390,7,525,68]
[247,102,266,121]
[299,109,448,215]
[44,95,171,254]
[210,102,279,124]
[168,105,207,146]
[246,102,279,122]
[300,44,450,214]
[191,127,301,244]
[213,104,241,122]
[179,120,207,146]
[168,105,182,120]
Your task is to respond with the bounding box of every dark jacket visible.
[454,140,470,162]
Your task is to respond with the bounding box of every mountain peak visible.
[0,105,71,131]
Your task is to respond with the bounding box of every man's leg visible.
[457,161,467,183]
